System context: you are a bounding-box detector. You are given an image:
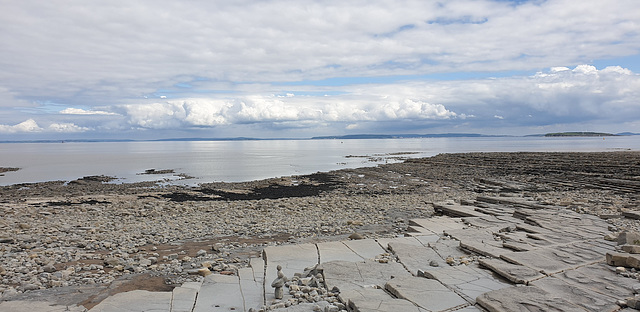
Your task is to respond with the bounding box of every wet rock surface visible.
[1,151,639,311]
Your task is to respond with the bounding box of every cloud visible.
[60,108,119,115]
[0,119,89,133]
[0,119,42,133]
[1,1,639,137]
[1,1,639,106]
[47,123,90,133]
[120,96,458,130]
[361,65,640,126]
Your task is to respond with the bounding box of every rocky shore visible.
[1,151,639,309]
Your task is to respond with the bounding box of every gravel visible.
[1,151,639,303]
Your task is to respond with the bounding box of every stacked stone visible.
[266,265,346,311]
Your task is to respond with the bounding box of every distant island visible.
[311,133,507,140]
[544,132,618,137]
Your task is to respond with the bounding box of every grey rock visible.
[42,264,57,273]
[21,283,40,291]
[479,258,545,284]
[339,287,421,312]
[618,231,640,246]
[531,277,621,311]
[423,263,511,303]
[385,276,467,311]
[477,285,585,312]
[89,289,172,312]
[317,241,364,263]
[554,264,637,300]
[320,260,410,292]
[387,242,447,275]
[622,245,640,254]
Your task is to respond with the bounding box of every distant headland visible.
[543,132,618,137]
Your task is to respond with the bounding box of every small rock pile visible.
[264,265,346,312]
[605,231,640,309]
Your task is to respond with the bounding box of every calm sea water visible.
[1,136,638,186]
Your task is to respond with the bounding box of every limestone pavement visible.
[2,195,638,311]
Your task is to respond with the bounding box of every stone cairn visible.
[271,265,287,300]
[267,264,345,311]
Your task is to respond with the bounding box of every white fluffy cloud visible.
[0,119,42,133]
[0,119,89,133]
[3,64,637,136]
[121,96,457,129]
[47,123,90,133]
[399,65,640,125]
[60,108,119,116]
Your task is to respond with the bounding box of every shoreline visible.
[1,151,640,308]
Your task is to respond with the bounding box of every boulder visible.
[622,245,640,254]
[618,231,640,245]
[606,252,629,267]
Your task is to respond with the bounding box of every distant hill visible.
[311,133,507,140]
[617,132,640,136]
[153,137,268,142]
[544,132,617,137]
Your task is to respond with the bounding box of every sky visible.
[1,0,639,140]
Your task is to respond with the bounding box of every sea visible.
[1,136,639,186]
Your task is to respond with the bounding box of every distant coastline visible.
[542,132,618,137]
[1,131,638,144]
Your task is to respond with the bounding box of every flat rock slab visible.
[407,225,437,237]
[342,238,387,260]
[555,263,637,299]
[433,202,488,218]
[385,276,468,311]
[317,241,364,263]
[88,290,172,312]
[460,240,512,259]
[249,257,265,284]
[339,287,422,312]
[502,242,604,275]
[320,260,411,292]
[477,285,594,312]
[388,242,448,275]
[0,301,86,312]
[193,274,244,312]
[429,238,468,260]
[499,248,574,275]
[171,286,198,312]
[376,236,422,250]
[479,258,545,284]
[271,301,332,312]
[476,196,551,210]
[423,264,511,304]
[409,217,465,235]
[444,228,503,246]
[413,234,440,246]
[263,243,319,286]
[238,267,265,310]
[461,216,513,229]
[531,277,620,312]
